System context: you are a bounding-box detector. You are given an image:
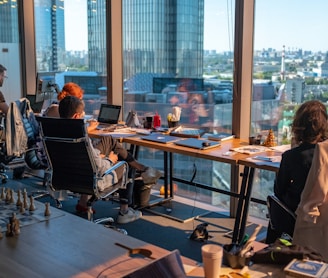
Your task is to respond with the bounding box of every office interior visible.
[1,0,327,274]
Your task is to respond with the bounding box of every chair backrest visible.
[38,117,127,198]
[267,195,296,237]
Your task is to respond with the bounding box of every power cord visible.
[190,162,198,231]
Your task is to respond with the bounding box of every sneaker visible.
[141,167,163,185]
[117,207,142,224]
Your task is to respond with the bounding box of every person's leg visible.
[94,136,147,171]
[76,159,125,213]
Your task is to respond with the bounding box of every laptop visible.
[97,104,122,129]
[141,134,181,144]
[174,138,221,150]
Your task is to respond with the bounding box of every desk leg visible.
[164,151,168,199]
[231,166,255,244]
[169,152,173,198]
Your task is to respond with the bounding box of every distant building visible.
[285,77,305,103]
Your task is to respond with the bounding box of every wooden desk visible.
[0,209,197,278]
[89,130,284,245]
[122,136,248,199]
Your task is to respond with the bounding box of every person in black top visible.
[274,100,328,213]
[267,100,328,243]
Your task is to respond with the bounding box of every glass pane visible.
[33,0,107,114]
[122,0,235,208]
[252,0,328,219]
[0,1,21,104]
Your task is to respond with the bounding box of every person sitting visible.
[44,82,162,220]
[59,96,144,223]
[269,100,328,241]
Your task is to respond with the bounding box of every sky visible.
[65,0,328,53]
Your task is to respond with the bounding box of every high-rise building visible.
[87,0,107,74]
[86,0,204,89]
[34,0,65,71]
[0,1,19,43]
[123,0,204,81]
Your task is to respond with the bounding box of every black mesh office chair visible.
[38,117,129,224]
[265,194,297,244]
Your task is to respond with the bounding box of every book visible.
[207,133,235,141]
[284,259,328,278]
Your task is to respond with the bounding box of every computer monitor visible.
[35,72,58,103]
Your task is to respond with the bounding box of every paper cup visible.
[168,121,179,128]
[201,244,223,278]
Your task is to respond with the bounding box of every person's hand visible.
[108,151,118,164]
[87,119,99,131]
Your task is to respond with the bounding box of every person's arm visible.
[0,101,9,115]
[0,91,8,114]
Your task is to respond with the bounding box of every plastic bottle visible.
[153,112,161,128]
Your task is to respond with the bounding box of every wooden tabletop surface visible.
[0,209,196,278]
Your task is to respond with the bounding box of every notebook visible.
[174,138,221,150]
[141,134,181,144]
[97,104,121,129]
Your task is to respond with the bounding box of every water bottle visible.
[153,112,161,128]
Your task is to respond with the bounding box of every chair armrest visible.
[267,195,296,220]
[102,161,128,177]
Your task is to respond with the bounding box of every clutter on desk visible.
[153,112,161,128]
[169,126,208,138]
[230,145,268,155]
[206,132,235,142]
[125,110,141,128]
[167,106,181,127]
[284,259,328,278]
[262,129,277,147]
[223,225,262,269]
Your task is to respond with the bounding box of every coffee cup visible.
[201,244,223,278]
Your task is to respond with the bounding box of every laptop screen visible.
[97,104,121,124]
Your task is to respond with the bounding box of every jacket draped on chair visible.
[293,140,328,261]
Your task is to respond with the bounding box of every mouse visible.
[202,141,210,147]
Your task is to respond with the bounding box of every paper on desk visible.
[231,145,269,154]
[247,155,281,165]
[270,144,291,153]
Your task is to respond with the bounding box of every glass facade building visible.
[123,0,204,91]
[0,0,19,43]
[34,0,65,71]
[88,0,107,74]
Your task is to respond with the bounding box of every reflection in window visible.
[123,0,235,207]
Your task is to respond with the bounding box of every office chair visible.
[38,117,129,226]
[265,194,296,244]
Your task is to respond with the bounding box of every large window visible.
[122,0,235,209]
[33,0,107,115]
[250,0,328,218]
[0,1,22,104]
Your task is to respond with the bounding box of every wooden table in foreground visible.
[0,203,284,278]
[0,209,197,278]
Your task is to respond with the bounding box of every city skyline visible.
[64,0,328,53]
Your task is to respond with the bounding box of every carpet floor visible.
[4,172,267,263]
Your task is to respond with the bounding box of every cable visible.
[190,162,198,231]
